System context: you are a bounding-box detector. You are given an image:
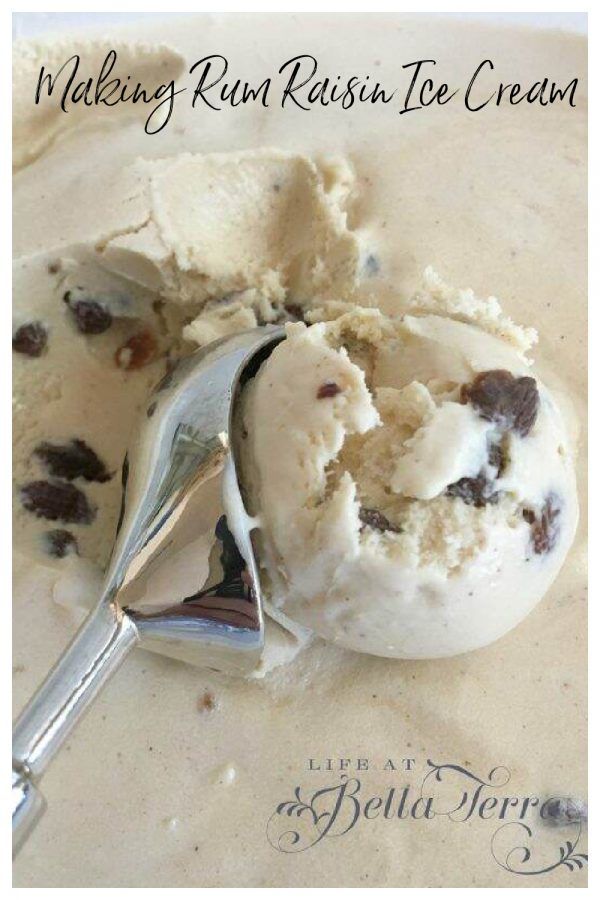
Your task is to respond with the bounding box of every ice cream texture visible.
[12,37,578,664]
[12,128,366,672]
[239,288,578,658]
[12,16,586,889]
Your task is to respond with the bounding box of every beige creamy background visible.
[13,14,587,887]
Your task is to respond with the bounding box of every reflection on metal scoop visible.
[12,326,284,856]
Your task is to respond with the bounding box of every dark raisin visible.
[488,441,507,477]
[511,380,541,436]
[461,369,539,437]
[12,322,48,357]
[115,329,157,370]
[359,507,402,533]
[34,439,112,483]
[44,529,78,558]
[21,480,96,524]
[64,292,113,335]
[317,381,342,399]
[446,473,499,508]
[523,494,561,555]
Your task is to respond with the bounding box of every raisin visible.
[64,291,113,335]
[34,439,112,483]
[44,529,78,558]
[21,480,96,524]
[317,381,342,399]
[359,507,402,533]
[447,440,505,507]
[446,473,499,508]
[12,322,48,357]
[461,369,539,436]
[197,691,218,713]
[523,494,561,555]
[115,329,157,370]
[487,441,506,476]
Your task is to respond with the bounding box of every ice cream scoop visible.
[12,326,284,856]
[238,307,578,660]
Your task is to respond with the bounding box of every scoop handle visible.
[12,601,138,856]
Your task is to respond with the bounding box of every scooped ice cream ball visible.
[237,304,578,659]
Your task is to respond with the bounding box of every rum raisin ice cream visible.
[12,13,586,889]
[239,276,578,657]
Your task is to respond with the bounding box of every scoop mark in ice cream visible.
[523,493,561,555]
[359,506,402,533]
[44,528,79,558]
[63,291,113,335]
[12,322,48,357]
[461,369,539,437]
[317,381,343,399]
[34,438,112,483]
[20,479,96,524]
[115,329,158,370]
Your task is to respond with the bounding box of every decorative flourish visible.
[267,786,326,853]
[491,820,588,876]
[266,776,361,853]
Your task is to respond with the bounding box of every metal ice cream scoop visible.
[12,326,284,856]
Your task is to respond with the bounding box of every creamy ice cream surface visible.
[12,14,586,889]
[239,299,578,658]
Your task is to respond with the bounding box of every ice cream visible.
[12,14,586,890]
[12,125,363,672]
[12,54,578,663]
[238,283,578,658]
